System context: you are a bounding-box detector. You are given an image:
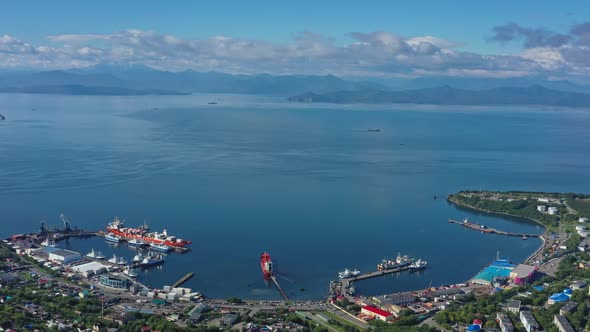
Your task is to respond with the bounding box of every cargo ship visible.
[260,252,273,279]
[106,217,191,248]
[377,253,414,271]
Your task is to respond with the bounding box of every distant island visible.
[0,85,189,96]
[288,85,590,108]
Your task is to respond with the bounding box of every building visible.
[48,249,81,265]
[71,261,107,277]
[361,306,394,321]
[381,293,416,306]
[570,280,587,290]
[537,206,547,213]
[548,207,559,215]
[496,312,514,332]
[520,310,540,332]
[559,302,577,315]
[99,275,129,289]
[510,264,537,285]
[579,217,588,223]
[553,315,574,332]
[505,300,521,314]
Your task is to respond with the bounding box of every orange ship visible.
[260,252,273,279]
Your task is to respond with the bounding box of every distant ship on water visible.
[260,252,273,279]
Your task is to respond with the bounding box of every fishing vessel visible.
[522,235,528,240]
[338,268,361,279]
[260,252,273,279]
[149,243,171,253]
[139,253,165,267]
[377,253,414,271]
[41,238,57,247]
[123,266,138,277]
[86,249,105,260]
[128,238,147,247]
[104,233,120,243]
[108,254,126,265]
[106,217,191,248]
[347,281,356,296]
[408,259,427,272]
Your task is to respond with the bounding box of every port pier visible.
[172,272,194,288]
[448,219,541,238]
[270,276,289,301]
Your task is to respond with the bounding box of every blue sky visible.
[1,1,590,81]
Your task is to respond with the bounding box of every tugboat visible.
[260,252,273,279]
[408,259,428,272]
[338,268,361,279]
[123,266,138,277]
[86,249,105,260]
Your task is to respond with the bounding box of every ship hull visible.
[260,252,273,279]
[107,228,190,248]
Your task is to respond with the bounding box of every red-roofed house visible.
[473,319,482,327]
[361,306,394,321]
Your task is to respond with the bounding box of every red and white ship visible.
[260,252,273,279]
[106,217,191,248]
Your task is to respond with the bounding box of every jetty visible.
[448,219,541,238]
[172,272,194,288]
[270,276,289,301]
[339,265,412,288]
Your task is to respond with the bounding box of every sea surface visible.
[1,93,590,300]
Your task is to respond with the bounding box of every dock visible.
[340,265,412,288]
[172,272,194,288]
[270,276,289,301]
[448,219,540,238]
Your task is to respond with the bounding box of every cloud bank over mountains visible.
[1,22,589,83]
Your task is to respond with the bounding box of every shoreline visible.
[447,195,549,265]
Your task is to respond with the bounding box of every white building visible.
[520,310,540,332]
[537,206,547,213]
[48,249,81,265]
[579,217,588,223]
[548,207,559,215]
[71,261,107,277]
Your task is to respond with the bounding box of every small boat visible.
[132,252,144,263]
[86,249,105,260]
[367,129,381,132]
[128,239,147,247]
[123,266,138,277]
[108,254,119,264]
[41,238,57,247]
[0,113,5,120]
[104,233,120,243]
[522,235,528,240]
[347,281,356,296]
[338,268,361,279]
[207,101,218,105]
[150,243,171,252]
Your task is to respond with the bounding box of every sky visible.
[1,1,590,82]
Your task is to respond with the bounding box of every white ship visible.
[123,266,138,277]
[338,268,361,279]
[409,259,427,272]
[86,249,105,260]
[41,238,57,247]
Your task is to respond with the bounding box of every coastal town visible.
[1,191,589,332]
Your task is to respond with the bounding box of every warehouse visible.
[48,249,81,265]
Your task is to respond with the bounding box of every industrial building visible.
[71,261,107,277]
[510,264,537,285]
[361,306,394,321]
[505,300,521,314]
[99,275,130,289]
[48,249,81,265]
[520,310,540,332]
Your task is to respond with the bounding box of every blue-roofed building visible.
[548,292,570,304]
[467,324,481,331]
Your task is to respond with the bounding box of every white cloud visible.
[0,29,588,82]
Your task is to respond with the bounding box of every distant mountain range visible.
[1,62,590,107]
[288,86,590,107]
[0,63,381,96]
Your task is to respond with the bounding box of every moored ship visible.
[128,238,147,247]
[86,249,105,260]
[260,252,273,279]
[123,266,138,277]
[338,268,361,279]
[377,253,414,271]
[106,217,191,248]
[104,233,120,243]
[408,259,427,272]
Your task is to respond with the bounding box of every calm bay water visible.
[1,93,590,300]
